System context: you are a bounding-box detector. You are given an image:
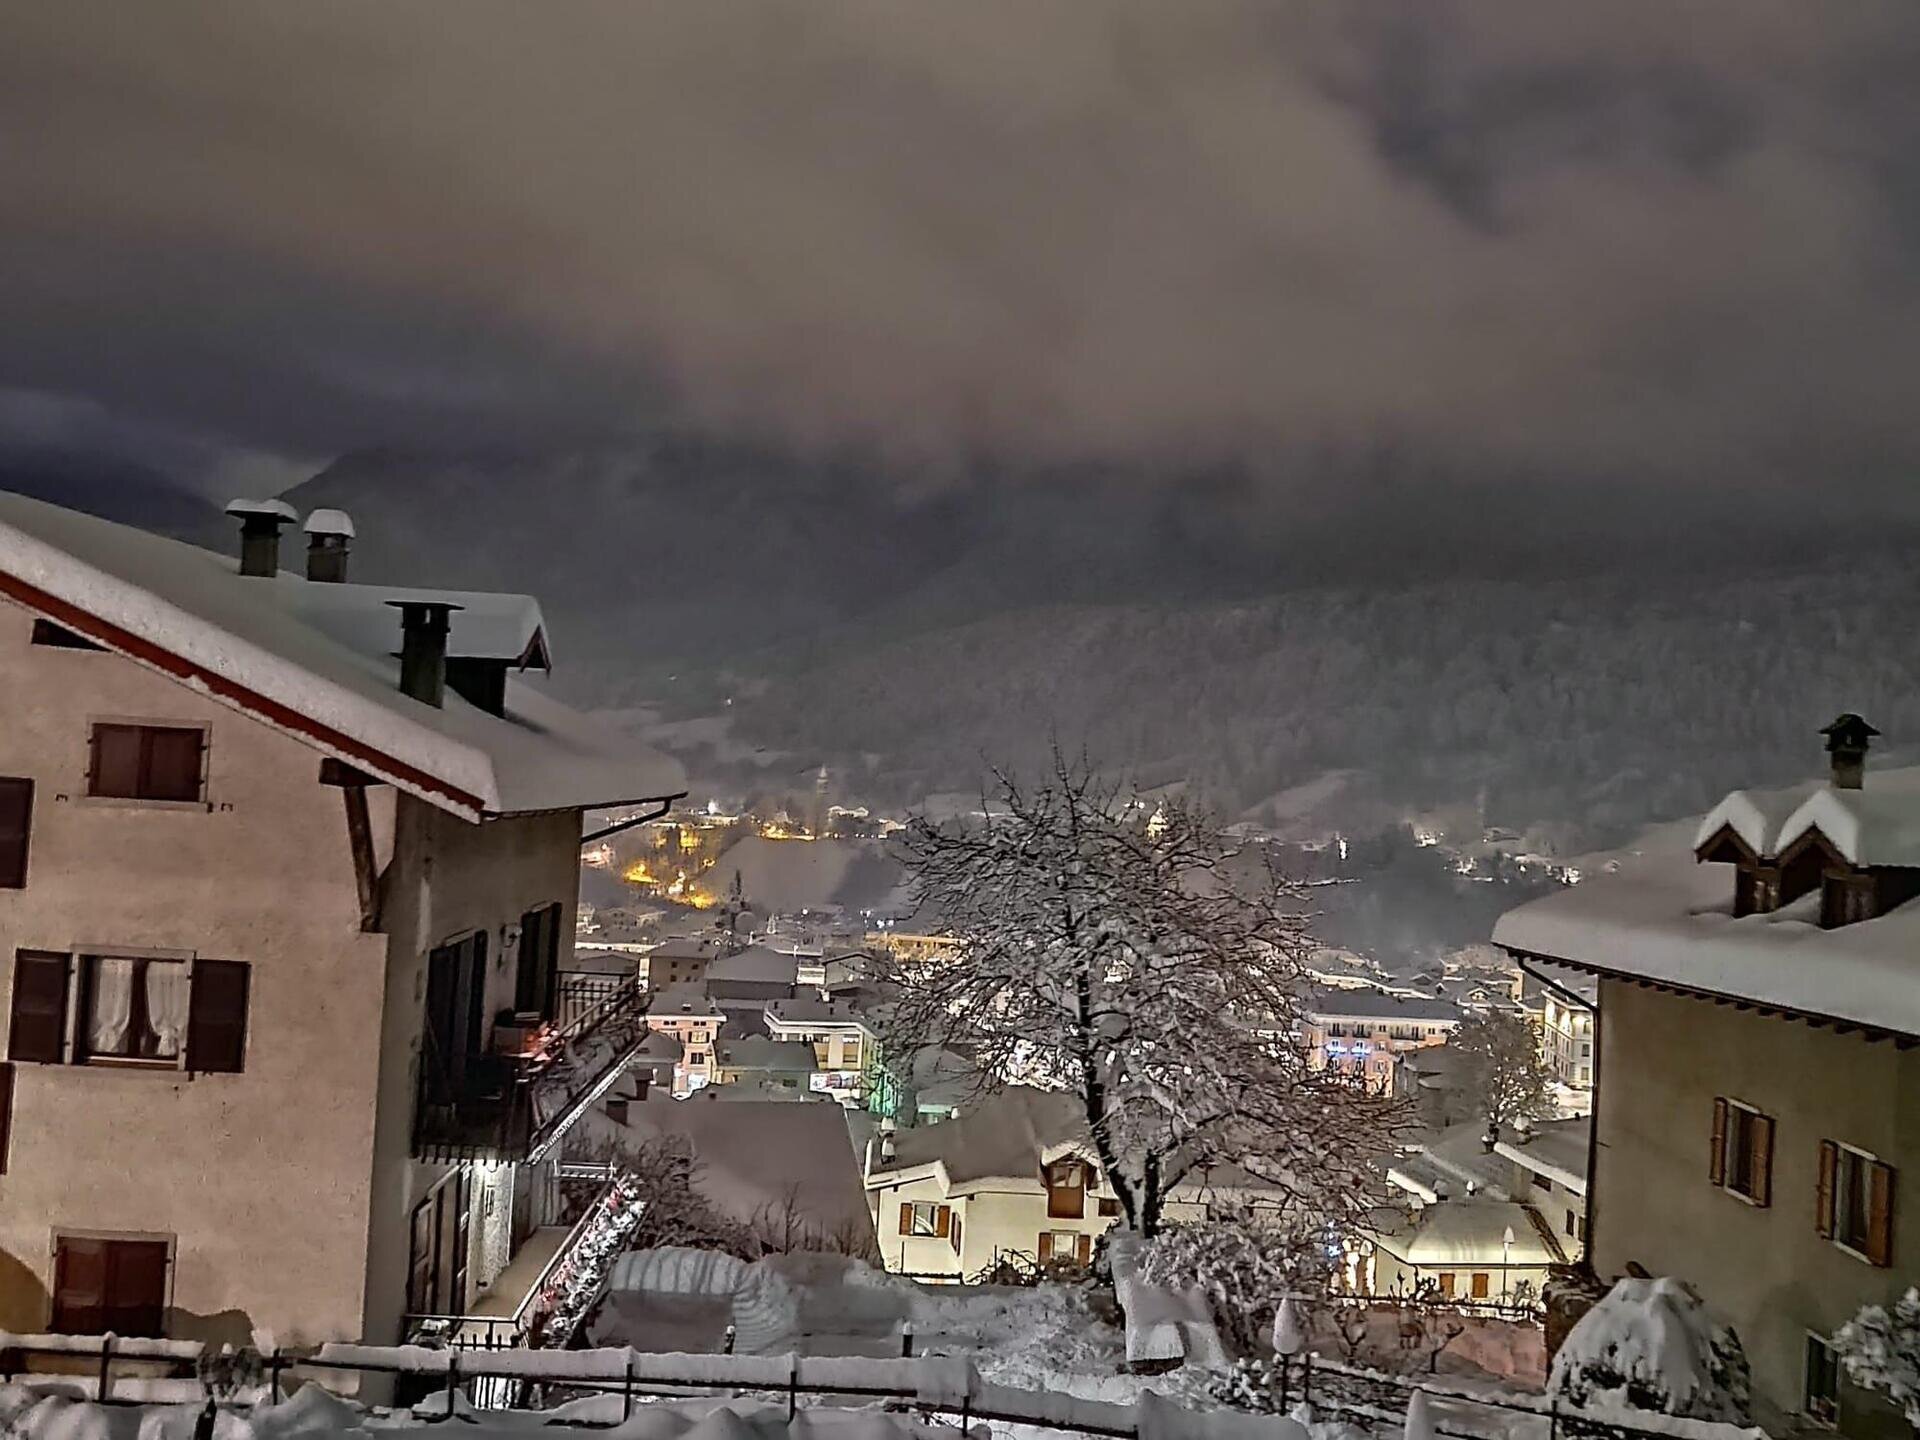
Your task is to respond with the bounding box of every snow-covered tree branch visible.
[873,749,1405,1237]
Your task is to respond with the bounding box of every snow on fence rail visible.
[0,1333,1770,1440]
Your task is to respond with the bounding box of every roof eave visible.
[0,568,490,821]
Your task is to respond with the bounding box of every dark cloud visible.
[2,1,1918,506]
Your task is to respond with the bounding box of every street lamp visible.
[1501,1224,1516,1304]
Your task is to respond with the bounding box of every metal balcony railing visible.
[412,973,648,1164]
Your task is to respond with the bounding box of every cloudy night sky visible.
[3,3,1920,526]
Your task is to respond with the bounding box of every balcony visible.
[413,974,647,1164]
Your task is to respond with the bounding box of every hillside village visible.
[0,492,1914,1440]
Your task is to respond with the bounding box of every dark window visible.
[1098,1196,1121,1218]
[515,903,562,1017]
[187,960,250,1073]
[52,1236,170,1337]
[9,952,71,1063]
[77,957,190,1063]
[1471,1272,1491,1299]
[1531,1171,1553,1192]
[1806,1334,1840,1427]
[30,620,103,651]
[0,779,31,888]
[422,933,488,1103]
[405,1171,471,1316]
[88,725,204,802]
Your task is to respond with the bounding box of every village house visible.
[0,493,684,1352]
[640,984,725,1095]
[764,995,874,1106]
[862,1089,1282,1280]
[1304,989,1462,1091]
[1494,717,1920,1436]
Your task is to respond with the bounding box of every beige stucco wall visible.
[360,800,585,1346]
[1593,979,1920,1433]
[0,600,388,1346]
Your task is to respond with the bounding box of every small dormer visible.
[1695,717,1918,926]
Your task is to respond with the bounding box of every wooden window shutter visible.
[0,779,31,889]
[53,1236,109,1334]
[934,1205,951,1238]
[1037,1232,1054,1263]
[8,952,70,1064]
[1075,1234,1091,1266]
[1709,1098,1728,1184]
[186,960,250,1073]
[89,725,143,799]
[0,1063,13,1174]
[899,1202,914,1236]
[1867,1161,1896,1267]
[144,728,204,803]
[106,1240,170,1338]
[1816,1141,1838,1239]
[1751,1113,1775,1207]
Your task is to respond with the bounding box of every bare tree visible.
[1450,1009,1555,1132]
[875,750,1404,1237]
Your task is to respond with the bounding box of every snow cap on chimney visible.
[224,498,298,578]
[302,509,355,583]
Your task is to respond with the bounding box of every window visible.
[1806,1334,1841,1427]
[8,951,249,1072]
[1046,1160,1088,1219]
[514,903,563,1018]
[1437,1272,1456,1298]
[0,779,31,888]
[1098,1197,1121,1218]
[899,1202,949,1238]
[1530,1171,1552,1193]
[52,1235,170,1337]
[687,1050,708,1065]
[30,620,103,651]
[1470,1273,1491,1299]
[1037,1231,1089,1265]
[1565,1209,1578,1237]
[1818,1140,1894,1266]
[1710,1098,1773,1205]
[87,724,204,803]
[949,1212,963,1257]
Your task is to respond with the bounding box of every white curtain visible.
[147,963,191,1058]
[89,957,135,1054]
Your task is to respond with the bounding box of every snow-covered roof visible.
[705,944,801,985]
[1691,785,1818,857]
[765,996,869,1029]
[1369,1198,1566,1268]
[1774,781,1920,867]
[0,490,684,820]
[646,984,724,1019]
[1309,989,1462,1023]
[870,1088,1086,1190]
[1495,776,1920,1038]
[714,1038,818,1073]
[1497,1118,1591,1193]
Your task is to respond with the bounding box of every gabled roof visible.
[1774,779,1920,868]
[0,491,684,821]
[1496,776,1920,1040]
[1692,785,1819,859]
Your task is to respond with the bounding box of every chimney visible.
[1821,713,1880,790]
[224,498,298,578]
[387,600,462,708]
[303,509,355,583]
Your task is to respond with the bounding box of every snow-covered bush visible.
[1833,1287,1920,1426]
[1548,1277,1751,1423]
[1137,1206,1330,1355]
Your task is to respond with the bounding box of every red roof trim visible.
[0,567,487,819]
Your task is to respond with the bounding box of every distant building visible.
[1495,719,1920,1435]
[1305,989,1463,1090]
[765,996,875,1105]
[640,985,726,1095]
[643,936,723,989]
